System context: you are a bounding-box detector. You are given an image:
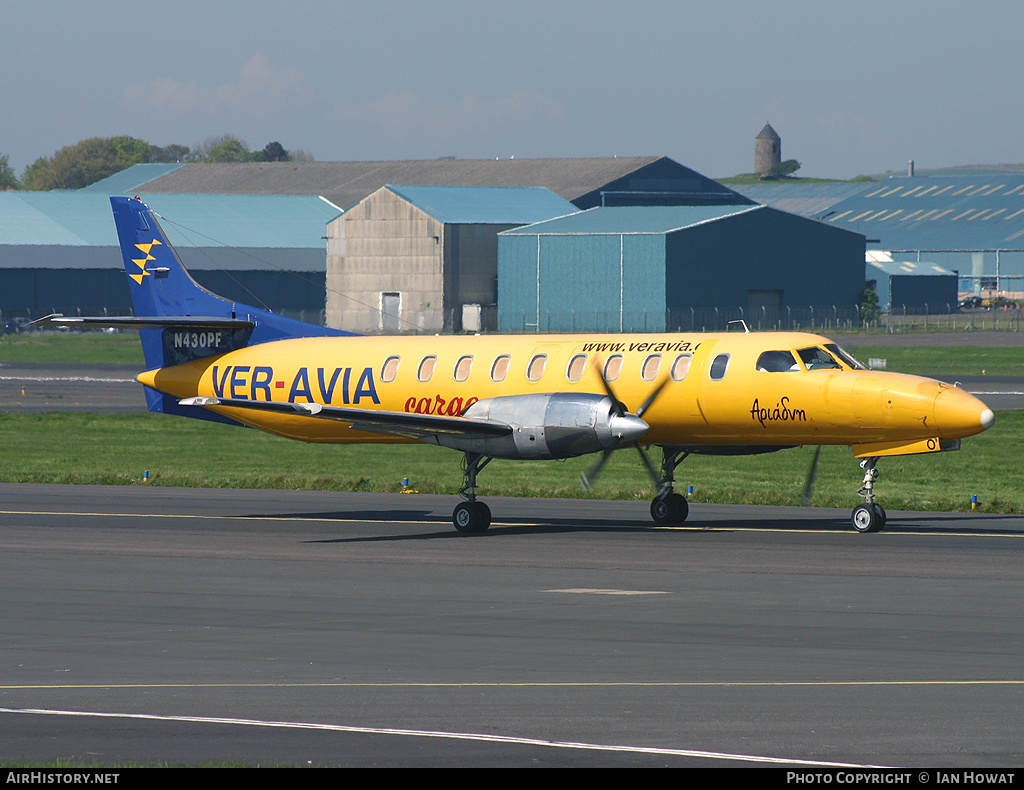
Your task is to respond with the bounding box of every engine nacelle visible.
[432,393,649,460]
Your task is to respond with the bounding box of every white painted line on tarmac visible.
[0,706,884,767]
[545,588,670,595]
[0,375,136,383]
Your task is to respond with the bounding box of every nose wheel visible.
[851,457,886,533]
[852,502,886,533]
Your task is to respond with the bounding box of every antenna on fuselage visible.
[727,320,750,333]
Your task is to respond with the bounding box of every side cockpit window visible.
[756,350,799,372]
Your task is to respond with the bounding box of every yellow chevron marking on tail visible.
[135,240,163,255]
[128,239,162,284]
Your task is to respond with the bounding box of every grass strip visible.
[848,345,1024,377]
[2,411,1020,513]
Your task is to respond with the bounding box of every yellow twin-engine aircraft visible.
[36,197,995,534]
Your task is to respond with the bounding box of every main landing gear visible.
[450,446,693,532]
[453,452,492,533]
[649,447,690,526]
[851,456,886,533]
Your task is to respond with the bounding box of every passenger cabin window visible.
[641,354,661,381]
[491,355,511,382]
[670,353,692,381]
[454,355,473,382]
[798,346,842,370]
[381,355,400,383]
[603,354,623,382]
[566,354,587,382]
[756,350,799,372]
[709,353,730,381]
[417,355,437,382]
[527,354,547,382]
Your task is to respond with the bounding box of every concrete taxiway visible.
[1,483,1023,767]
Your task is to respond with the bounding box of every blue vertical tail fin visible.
[109,196,353,371]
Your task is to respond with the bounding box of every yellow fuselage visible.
[137,331,993,456]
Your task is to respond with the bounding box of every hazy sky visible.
[5,0,1023,180]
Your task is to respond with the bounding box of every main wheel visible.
[651,493,689,525]
[453,501,491,533]
[852,503,884,533]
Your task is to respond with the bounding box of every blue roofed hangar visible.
[498,205,866,332]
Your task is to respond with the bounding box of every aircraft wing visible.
[178,396,513,442]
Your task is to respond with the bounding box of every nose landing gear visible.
[851,456,886,533]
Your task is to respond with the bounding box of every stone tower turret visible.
[755,123,781,177]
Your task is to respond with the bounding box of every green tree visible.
[0,154,17,189]
[195,135,253,162]
[190,135,306,163]
[148,144,190,163]
[20,157,53,190]
[20,138,121,190]
[858,286,881,324]
[253,141,288,162]
[110,136,153,167]
[49,138,123,189]
[20,136,195,189]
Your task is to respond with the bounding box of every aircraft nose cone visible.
[934,386,995,438]
[610,413,650,444]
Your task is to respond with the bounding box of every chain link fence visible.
[496,304,1023,334]
[4,304,1021,335]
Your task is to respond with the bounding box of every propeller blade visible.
[589,357,625,415]
[634,442,661,490]
[636,377,669,418]
[580,449,614,492]
[800,445,822,506]
[580,358,669,493]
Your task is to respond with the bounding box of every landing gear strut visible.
[453,452,492,533]
[851,456,886,533]
[650,447,690,525]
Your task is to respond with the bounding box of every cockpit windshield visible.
[756,345,865,373]
[797,346,843,370]
[824,343,867,370]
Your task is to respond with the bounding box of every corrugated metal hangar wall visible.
[498,205,866,332]
[0,192,337,322]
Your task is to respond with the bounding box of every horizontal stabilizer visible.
[179,396,513,442]
[30,314,255,330]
